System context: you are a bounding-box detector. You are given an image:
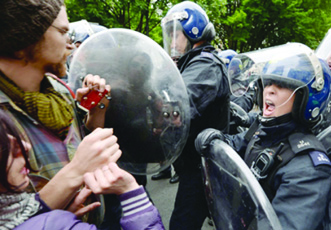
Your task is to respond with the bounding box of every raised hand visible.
[76,74,112,130]
[84,162,139,195]
[71,128,122,175]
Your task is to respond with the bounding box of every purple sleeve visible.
[15,210,97,230]
[119,186,165,230]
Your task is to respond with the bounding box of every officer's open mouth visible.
[264,99,275,113]
[265,99,275,108]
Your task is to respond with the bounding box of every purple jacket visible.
[15,187,164,230]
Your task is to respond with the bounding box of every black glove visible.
[195,128,225,156]
[231,108,250,127]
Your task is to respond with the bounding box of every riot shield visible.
[316,28,331,61]
[201,139,282,230]
[68,29,190,175]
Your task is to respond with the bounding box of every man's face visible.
[263,84,295,117]
[30,6,70,77]
[170,30,189,58]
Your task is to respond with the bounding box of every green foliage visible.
[222,0,331,52]
[65,0,172,44]
[65,0,331,52]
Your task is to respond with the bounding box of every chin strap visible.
[244,113,293,142]
[259,113,293,127]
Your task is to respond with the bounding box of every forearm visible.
[39,163,84,209]
[85,110,107,130]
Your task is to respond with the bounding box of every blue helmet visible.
[74,32,90,44]
[70,20,108,45]
[228,43,331,126]
[260,45,331,125]
[218,49,238,68]
[161,1,215,60]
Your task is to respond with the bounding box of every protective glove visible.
[231,108,250,127]
[195,128,225,156]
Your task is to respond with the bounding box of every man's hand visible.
[71,128,122,175]
[76,74,112,130]
[39,128,121,210]
[84,162,139,195]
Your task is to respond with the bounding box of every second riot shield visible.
[201,139,282,230]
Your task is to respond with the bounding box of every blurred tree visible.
[217,0,331,52]
[65,0,173,44]
[65,0,331,52]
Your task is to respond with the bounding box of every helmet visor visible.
[229,43,321,96]
[162,13,191,61]
[260,51,321,117]
[229,43,324,118]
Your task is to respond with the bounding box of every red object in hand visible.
[80,89,109,110]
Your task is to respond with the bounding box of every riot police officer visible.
[161,1,230,229]
[196,43,331,230]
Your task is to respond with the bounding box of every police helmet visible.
[259,44,331,126]
[161,1,215,60]
[74,32,89,44]
[228,43,331,126]
[218,49,238,68]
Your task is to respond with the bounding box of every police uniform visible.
[170,43,230,230]
[223,116,331,230]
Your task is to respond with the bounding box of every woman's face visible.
[263,84,295,117]
[6,135,31,191]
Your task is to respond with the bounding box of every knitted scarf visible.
[0,192,41,229]
[0,72,73,140]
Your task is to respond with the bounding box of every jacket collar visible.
[177,43,214,72]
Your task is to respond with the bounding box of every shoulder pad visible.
[200,51,215,59]
[309,151,331,167]
[289,132,326,154]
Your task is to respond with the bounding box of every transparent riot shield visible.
[201,139,282,230]
[316,28,331,61]
[68,29,190,175]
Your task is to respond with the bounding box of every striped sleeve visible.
[119,186,153,217]
[119,186,165,230]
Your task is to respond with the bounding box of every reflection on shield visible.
[201,139,281,230]
[68,29,190,175]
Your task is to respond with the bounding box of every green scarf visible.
[0,72,73,140]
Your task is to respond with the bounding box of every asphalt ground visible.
[145,172,215,230]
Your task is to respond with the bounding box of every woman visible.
[0,110,164,230]
[195,43,331,229]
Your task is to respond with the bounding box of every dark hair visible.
[0,0,64,58]
[0,110,32,192]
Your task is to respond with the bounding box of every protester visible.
[195,43,331,230]
[161,1,230,229]
[0,109,165,230]
[0,0,112,225]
